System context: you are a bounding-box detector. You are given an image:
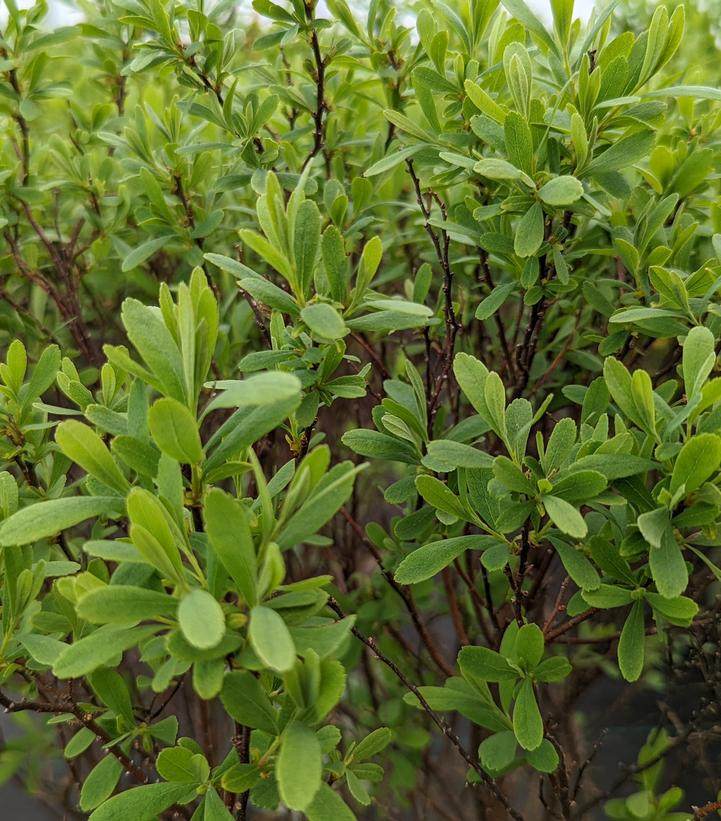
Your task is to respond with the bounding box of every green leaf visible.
[682,326,715,399]
[543,495,587,538]
[534,657,571,683]
[504,111,533,175]
[24,344,61,408]
[479,731,517,773]
[290,616,355,659]
[542,417,576,474]
[277,462,360,549]
[514,624,544,669]
[582,584,634,609]
[122,236,175,272]
[538,176,584,206]
[156,747,203,784]
[573,454,657,480]
[239,276,300,315]
[618,599,645,682]
[220,670,278,734]
[526,739,559,773]
[394,536,488,584]
[501,0,559,54]
[55,421,129,494]
[79,756,123,812]
[513,678,543,751]
[294,199,321,296]
[354,237,383,299]
[204,489,257,606]
[205,372,301,413]
[277,720,322,811]
[221,763,261,794]
[608,307,684,325]
[178,589,226,649]
[353,727,392,760]
[484,371,507,438]
[582,130,656,177]
[645,85,721,102]
[121,298,186,403]
[148,398,203,464]
[306,783,356,821]
[637,507,668,550]
[550,539,600,591]
[551,470,607,503]
[77,585,177,625]
[203,253,257,279]
[415,475,469,520]
[203,788,233,821]
[249,605,296,672]
[301,303,348,341]
[65,726,95,758]
[364,144,426,177]
[474,158,524,181]
[19,635,66,666]
[670,434,721,498]
[648,532,687,600]
[453,353,490,417]
[458,645,517,682]
[0,497,122,547]
[603,357,644,428]
[423,440,493,471]
[321,225,349,302]
[88,783,195,821]
[514,203,544,258]
[645,592,698,625]
[475,283,515,321]
[54,626,154,679]
[345,769,370,806]
[464,80,506,123]
[239,229,293,283]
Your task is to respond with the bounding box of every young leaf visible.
[148,398,203,464]
[249,605,296,672]
[178,589,226,650]
[55,421,129,494]
[682,326,715,399]
[538,176,584,206]
[301,303,348,341]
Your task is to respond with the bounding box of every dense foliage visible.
[2,0,721,818]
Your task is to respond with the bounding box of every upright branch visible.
[301,0,328,170]
[406,160,460,422]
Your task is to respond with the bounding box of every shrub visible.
[1,1,721,819]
